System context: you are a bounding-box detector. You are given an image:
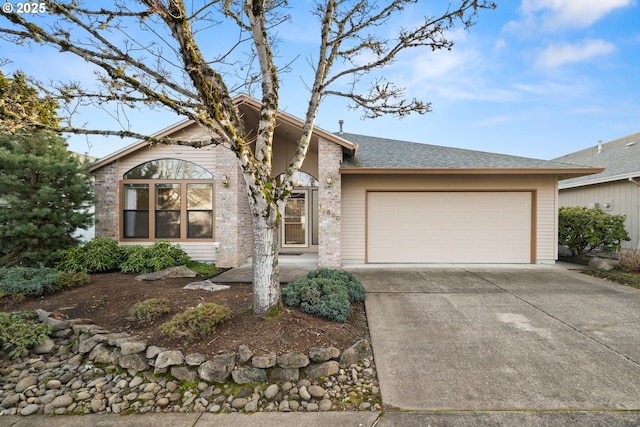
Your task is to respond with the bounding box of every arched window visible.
[275,171,318,187]
[124,159,213,180]
[122,159,213,240]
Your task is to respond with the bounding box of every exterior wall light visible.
[326,174,333,188]
[221,174,229,188]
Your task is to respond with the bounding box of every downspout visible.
[629,178,640,249]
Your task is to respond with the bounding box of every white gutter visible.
[559,171,640,189]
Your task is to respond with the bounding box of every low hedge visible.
[58,239,191,274]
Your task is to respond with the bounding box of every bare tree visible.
[0,0,496,315]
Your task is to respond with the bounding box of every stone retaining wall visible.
[37,309,371,385]
[0,310,379,416]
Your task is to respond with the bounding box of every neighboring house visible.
[88,94,600,267]
[553,132,640,250]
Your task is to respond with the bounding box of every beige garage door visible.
[367,192,532,263]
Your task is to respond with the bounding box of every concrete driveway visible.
[352,264,640,423]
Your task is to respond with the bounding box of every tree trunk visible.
[251,210,280,315]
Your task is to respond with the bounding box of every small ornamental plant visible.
[129,298,172,323]
[159,303,231,339]
[282,268,365,323]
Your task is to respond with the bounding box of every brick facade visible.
[213,146,253,268]
[318,138,342,267]
[93,162,118,240]
[91,134,344,268]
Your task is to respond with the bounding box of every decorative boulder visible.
[589,256,619,271]
[135,265,197,281]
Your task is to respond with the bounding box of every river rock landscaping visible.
[0,270,380,416]
[0,310,380,416]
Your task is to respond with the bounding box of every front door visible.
[282,191,307,247]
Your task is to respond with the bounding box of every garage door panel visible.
[367,192,531,263]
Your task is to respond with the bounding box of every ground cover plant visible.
[587,249,640,290]
[587,269,640,289]
[0,311,52,358]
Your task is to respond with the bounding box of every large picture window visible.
[122,159,214,241]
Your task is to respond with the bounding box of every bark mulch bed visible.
[1,272,370,358]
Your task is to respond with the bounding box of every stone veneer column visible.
[318,138,342,267]
[93,162,118,240]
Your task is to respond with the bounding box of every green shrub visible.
[558,207,630,257]
[118,245,148,273]
[129,298,172,323]
[282,278,320,307]
[56,246,87,273]
[54,271,90,291]
[119,241,191,273]
[57,237,123,273]
[0,311,53,358]
[307,268,365,302]
[159,303,231,339]
[58,238,191,274]
[79,237,124,272]
[307,292,352,323]
[148,240,190,266]
[0,267,60,296]
[282,268,365,323]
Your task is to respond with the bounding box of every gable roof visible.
[89,94,357,172]
[338,133,602,179]
[552,132,640,189]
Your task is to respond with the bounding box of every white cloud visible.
[508,0,635,32]
[535,39,616,68]
[476,114,520,126]
[493,39,508,52]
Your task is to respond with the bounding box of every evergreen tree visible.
[0,72,93,266]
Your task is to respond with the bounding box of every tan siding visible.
[559,181,640,250]
[536,176,557,262]
[117,144,217,179]
[272,139,319,179]
[342,174,558,264]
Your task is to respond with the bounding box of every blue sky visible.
[1,0,639,161]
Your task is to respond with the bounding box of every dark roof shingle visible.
[552,132,640,188]
[338,133,591,170]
